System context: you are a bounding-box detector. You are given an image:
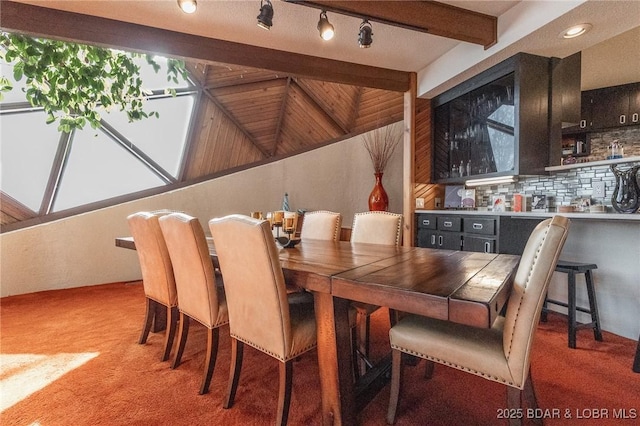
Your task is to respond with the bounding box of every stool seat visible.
[541,260,603,349]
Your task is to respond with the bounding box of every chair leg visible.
[424,360,435,379]
[633,335,640,373]
[276,360,293,426]
[351,325,360,382]
[224,338,244,409]
[386,349,403,425]
[138,298,156,344]
[506,386,523,426]
[522,374,542,425]
[171,313,189,369]
[199,327,220,395]
[161,306,179,362]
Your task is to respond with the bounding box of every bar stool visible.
[541,260,603,349]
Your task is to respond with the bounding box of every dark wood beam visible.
[0,1,411,92]
[287,0,497,49]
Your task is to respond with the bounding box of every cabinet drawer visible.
[417,215,437,229]
[463,218,496,235]
[437,216,462,232]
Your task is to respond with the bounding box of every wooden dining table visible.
[116,236,519,425]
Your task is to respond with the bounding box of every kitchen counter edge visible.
[414,210,640,221]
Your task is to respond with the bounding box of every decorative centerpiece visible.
[362,124,402,211]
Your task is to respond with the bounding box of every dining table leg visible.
[314,291,357,425]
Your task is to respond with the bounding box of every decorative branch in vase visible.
[362,123,402,211]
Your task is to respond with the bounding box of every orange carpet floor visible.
[1,282,638,425]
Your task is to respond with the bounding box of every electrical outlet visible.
[415,198,425,209]
[593,181,605,198]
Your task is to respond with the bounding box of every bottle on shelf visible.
[466,160,471,177]
[459,160,465,177]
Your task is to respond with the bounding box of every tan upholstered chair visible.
[209,215,317,426]
[300,210,342,241]
[127,211,179,362]
[350,211,403,375]
[387,216,570,425]
[351,211,403,246]
[159,213,229,395]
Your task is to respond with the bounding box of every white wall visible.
[0,127,403,297]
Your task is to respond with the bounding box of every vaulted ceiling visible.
[2,0,639,231]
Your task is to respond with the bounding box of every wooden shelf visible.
[545,156,640,172]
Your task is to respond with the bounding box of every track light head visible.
[257,0,274,30]
[358,19,373,48]
[317,10,335,41]
[177,0,197,14]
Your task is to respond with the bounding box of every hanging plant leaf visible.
[0,32,188,132]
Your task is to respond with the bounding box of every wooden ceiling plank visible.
[272,78,292,156]
[288,0,497,48]
[201,89,270,158]
[0,1,410,91]
[294,79,349,134]
[347,87,364,132]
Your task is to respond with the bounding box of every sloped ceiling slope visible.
[181,61,403,181]
[1,60,403,230]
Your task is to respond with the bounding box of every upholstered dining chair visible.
[159,212,229,395]
[127,211,179,362]
[350,211,403,375]
[300,210,342,241]
[208,214,317,426]
[386,216,570,425]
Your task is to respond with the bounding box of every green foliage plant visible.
[0,33,188,133]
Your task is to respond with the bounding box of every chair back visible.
[209,215,293,361]
[502,215,570,386]
[351,211,403,246]
[127,211,177,307]
[301,210,342,241]
[159,213,222,328]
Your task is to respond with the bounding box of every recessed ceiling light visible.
[560,23,592,39]
[177,0,197,14]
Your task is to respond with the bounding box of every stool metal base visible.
[542,261,603,349]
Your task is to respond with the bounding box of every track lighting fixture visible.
[177,0,197,14]
[257,0,274,30]
[317,10,335,41]
[358,19,373,48]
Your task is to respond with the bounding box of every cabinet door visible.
[463,236,496,253]
[417,229,438,248]
[591,86,630,129]
[437,232,462,250]
[629,83,640,125]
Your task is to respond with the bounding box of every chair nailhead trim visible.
[231,333,316,362]
[390,344,520,389]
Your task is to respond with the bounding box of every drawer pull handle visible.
[633,113,639,123]
[438,236,443,246]
[620,114,626,124]
[579,119,586,128]
[422,219,430,226]
[443,221,452,228]
[484,242,491,253]
[473,223,483,230]
[431,235,436,245]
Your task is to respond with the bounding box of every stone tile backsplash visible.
[474,127,640,210]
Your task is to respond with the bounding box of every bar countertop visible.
[415,209,640,221]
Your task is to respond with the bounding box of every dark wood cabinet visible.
[432,53,551,184]
[416,213,543,255]
[571,82,640,131]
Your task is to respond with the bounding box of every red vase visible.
[368,172,389,211]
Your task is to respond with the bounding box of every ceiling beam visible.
[0,1,411,92]
[287,0,497,49]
